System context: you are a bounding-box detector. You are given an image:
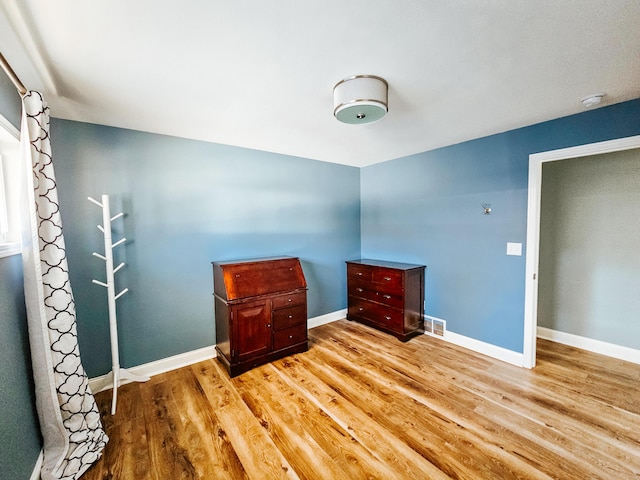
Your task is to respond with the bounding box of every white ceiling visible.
[2,1,639,167]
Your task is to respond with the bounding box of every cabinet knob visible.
[356,288,363,292]
[358,307,364,311]
[288,298,292,302]
[289,335,293,339]
[384,316,391,320]
[383,294,391,299]
[288,315,293,319]
[383,277,391,281]
[357,272,363,276]
[267,323,271,328]
[235,274,240,278]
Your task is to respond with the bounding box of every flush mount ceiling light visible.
[581,92,606,108]
[333,75,388,124]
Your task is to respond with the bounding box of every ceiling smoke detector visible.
[581,93,606,108]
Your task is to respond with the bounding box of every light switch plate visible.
[506,242,522,256]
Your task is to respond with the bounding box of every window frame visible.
[0,112,21,258]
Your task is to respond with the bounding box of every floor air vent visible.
[424,315,446,337]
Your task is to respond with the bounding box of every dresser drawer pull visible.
[384,316,391,320]
[288,298,292,302]
[288,315,293,319]
[383,277,392,281]
[289,335,293,339]
[382,294,391,299]
[357,272,363,276]
[358,307,364,311]
[356,288,363,292]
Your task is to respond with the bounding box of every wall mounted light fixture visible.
[334,75,388,125]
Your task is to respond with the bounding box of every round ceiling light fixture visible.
[581,92,606,108]
[333,75,388,125]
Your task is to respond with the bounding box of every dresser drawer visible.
[272,304,306,330]
[347,296,369,318]
[375,291,404,309]
[348,284,377,302]
[272,291,306,309]
[372,268,403,293]
[273,324,307,351]
[349,286,403,309]
[348,297,402,329]
[347,264,373,283]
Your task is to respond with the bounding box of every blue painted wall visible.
[361,99,640,353]
[0,255,42,480]
[49,120,361,377]
[0,72,42,480]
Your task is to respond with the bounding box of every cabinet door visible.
[232,300,271,361]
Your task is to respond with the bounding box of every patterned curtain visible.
[20,91,108,480]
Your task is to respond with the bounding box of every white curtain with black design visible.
[20,91,108,480]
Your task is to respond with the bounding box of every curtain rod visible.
[0,52,28,96]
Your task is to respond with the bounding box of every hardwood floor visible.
[83,320,640,479]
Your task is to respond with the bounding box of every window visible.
[0,114,20,257]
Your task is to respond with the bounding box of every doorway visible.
[522,134,640,368]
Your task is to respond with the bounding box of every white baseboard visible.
[537,327,640,365]
[438,329,525,367]
[420,314,525,366]
[30,449,43,480]
[308,308,347,329]
[88,310,348,392]
[89,345,217,393]
[312,310,525,367]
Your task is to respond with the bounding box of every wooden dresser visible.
[213,257,308,377]
[346,259,425,341]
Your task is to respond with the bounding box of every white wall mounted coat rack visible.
[88,194,149,414]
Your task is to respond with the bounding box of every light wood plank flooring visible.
[83,320,640,479]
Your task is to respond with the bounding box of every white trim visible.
[29,449,43,480]
[0,241,20,257]
[530,135,640,162]
[537,327,640,365]
[524,135,640,369]
[0,112,20,139]
[434,329,525,367]
[89,345,216,393]
[0,114,21,258]
[308,308,347,329]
